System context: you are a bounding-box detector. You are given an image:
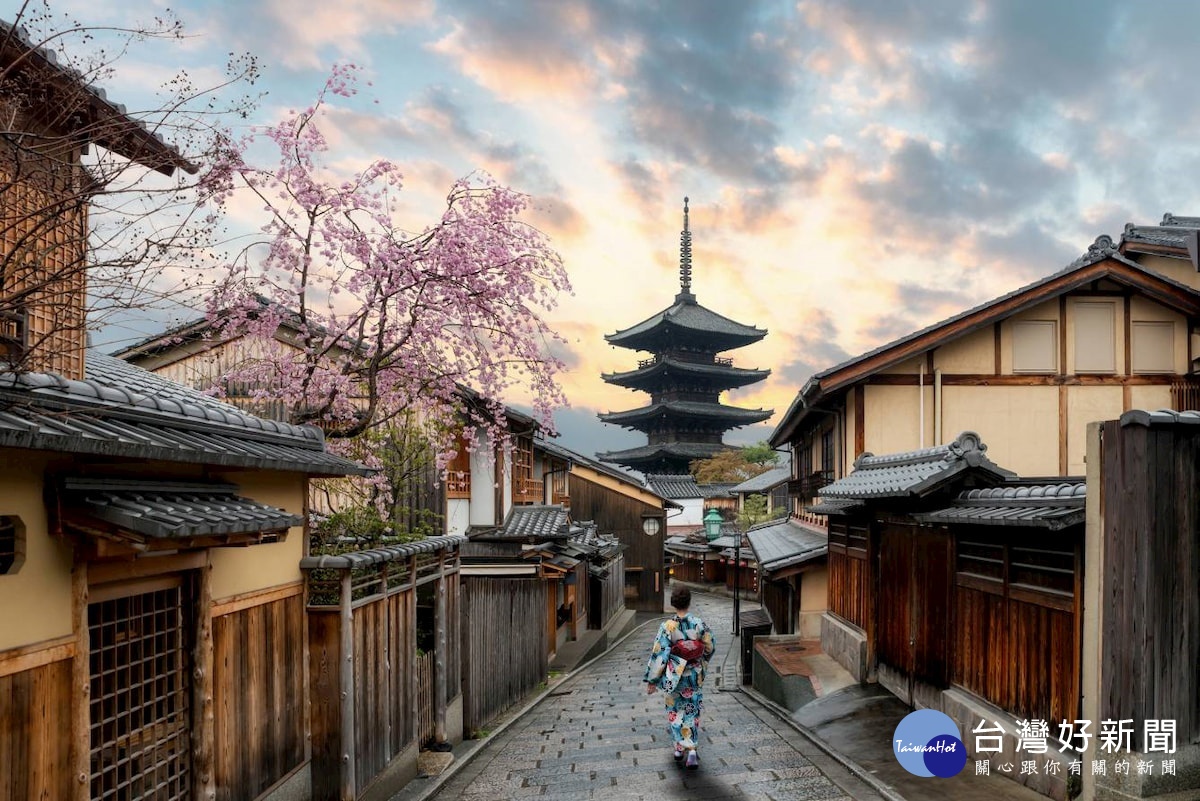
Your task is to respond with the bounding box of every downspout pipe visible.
[934,368,943,446]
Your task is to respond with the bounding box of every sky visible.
[38,0,1200,463]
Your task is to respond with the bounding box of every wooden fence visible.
[303,537,462,801]
[461,577,548,735]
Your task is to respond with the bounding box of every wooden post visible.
[69,556,89,801]
[434,552,448,745]
[192,556,216,801]
[340,571,356,801]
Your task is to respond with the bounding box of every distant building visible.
[598,198,772,473]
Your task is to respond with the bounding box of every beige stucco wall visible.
[879,356,924,375]
[999,299,1060,374]
[1131,253,1200,290]
[208,470,307,601]
[1129,384,1172,412]
[1128,295,1188,373]
[799,566,828,640]
[843,389,858,467]
[933,326,994,373]
[1066,386,1123,476]
[941,385,1059,476]
[863,384,931,455]
[1066,297,1125,375]
[0,451,74,651]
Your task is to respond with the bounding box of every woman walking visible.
[644,586,715,769]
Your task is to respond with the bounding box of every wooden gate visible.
[876,523,952,705]
[88,578,192,801]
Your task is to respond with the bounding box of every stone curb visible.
[741,684,910,801]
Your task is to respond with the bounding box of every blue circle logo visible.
[892,709,967,778]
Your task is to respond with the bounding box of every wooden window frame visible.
[1011,320,1058,374]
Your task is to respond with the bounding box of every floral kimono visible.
[644,613,716,751]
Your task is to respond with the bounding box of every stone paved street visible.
[428,592,887,800]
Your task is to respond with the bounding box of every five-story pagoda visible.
[598,199,772,473]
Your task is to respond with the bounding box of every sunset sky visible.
[55,0,1200,461]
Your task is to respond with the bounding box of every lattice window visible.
[88,582,192,801]
[0,515,23,573]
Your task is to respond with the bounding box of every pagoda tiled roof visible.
[599,401,771,430]
[605,295,766,352]
[597,441,727,470]
[601,356,769,391]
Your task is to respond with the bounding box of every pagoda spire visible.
[678,197,694,301]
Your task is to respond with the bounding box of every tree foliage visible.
[197,65,572,475]
[690,442,779,483]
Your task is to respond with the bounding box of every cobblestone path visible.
[430,592,886,800]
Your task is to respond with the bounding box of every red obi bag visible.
[670,638,705,663]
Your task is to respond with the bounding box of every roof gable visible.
[772,241,1200,445]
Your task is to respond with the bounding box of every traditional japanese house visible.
[731,464,792,519]
[812,432,1088,800]
[771,232,1200,521]
[746,517,828,638]
[537,438,673,613]
[0,352,372,801]
[598,198,771,473]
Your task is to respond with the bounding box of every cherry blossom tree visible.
[198,65,572,483]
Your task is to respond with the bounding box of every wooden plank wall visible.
[595,553,625,630]
[1101,421,1200,748]
[952,529,1081,724]
[308,610,342,801]
[212,593,307,801]
[762,579,792,635]
[570,476,663,611]
[353,588,416,789]
[827,522,870,630]
[461,577,548,735]
[0,654,72,801]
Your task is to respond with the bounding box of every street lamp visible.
[702,508,722,542]
[732,526,742,636]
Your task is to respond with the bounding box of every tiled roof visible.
[1121,408,1200,427]
[818,432,1014,500]
[913,480,1085,530]
[491,505,570,540]
[747,517,828,573]
[600,400,771,427]
[606,296,767,352]
[1121,214,1200,256]
[700,482,740,499]
[806,498,865,516]
[64,478,301,540]
[644,473,702,499]
[708,534,740,550]
[300,535,465,569]
[731,466,791,494]
[0,20,193,174]
[598,441,727,468]
[0,352,368,476]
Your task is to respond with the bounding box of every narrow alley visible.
[419,592,888,801]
